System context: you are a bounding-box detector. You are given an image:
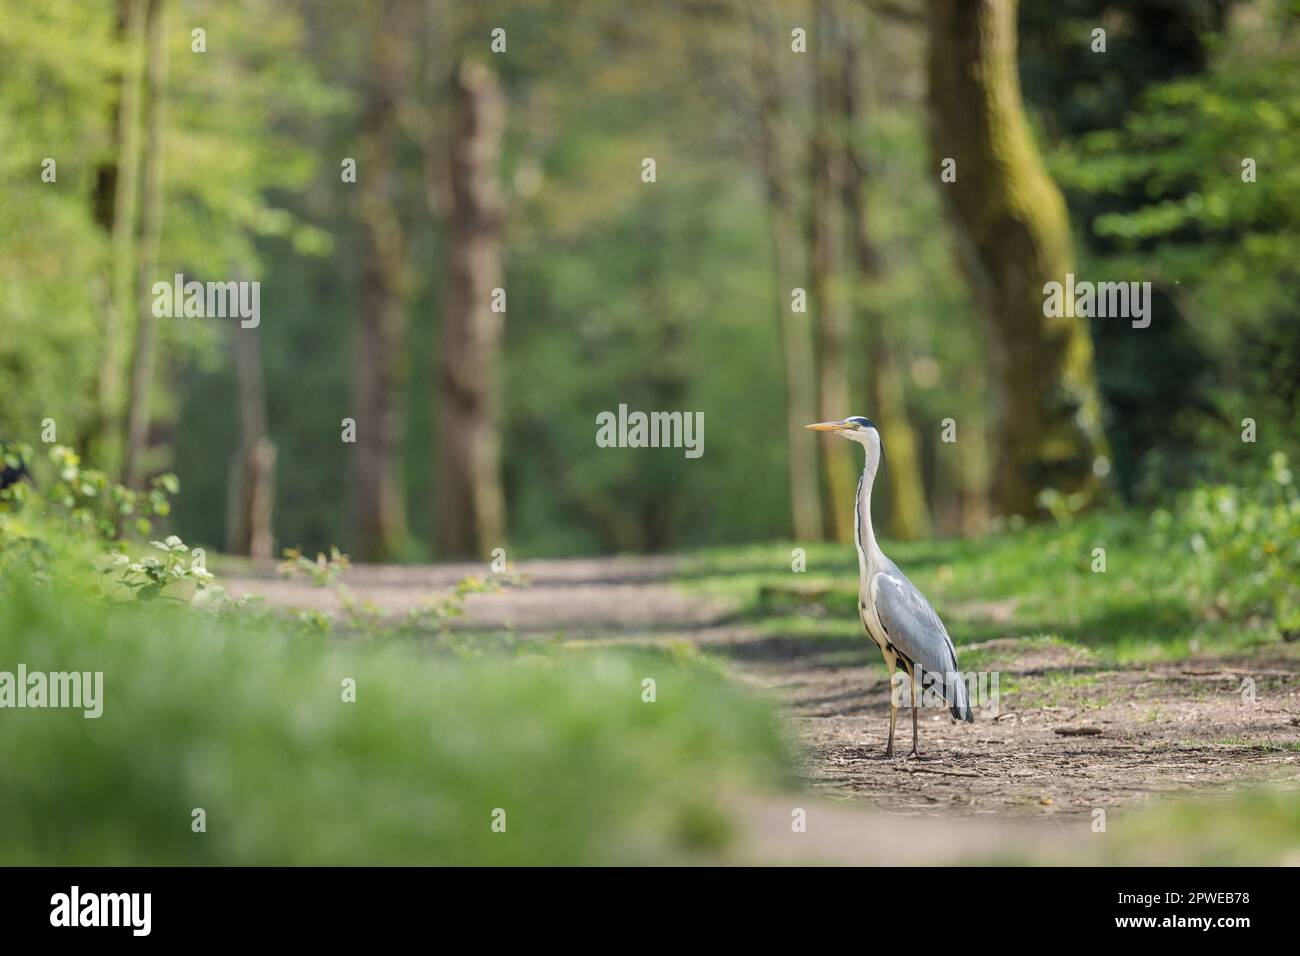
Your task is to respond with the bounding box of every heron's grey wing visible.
[871,570,973,720]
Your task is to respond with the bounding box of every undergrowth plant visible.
[1,445,521,627]
[277,545,528,646]
[1155,451,1300,635]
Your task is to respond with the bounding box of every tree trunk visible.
[93,0,145,477]
[926,0,1105,515]
[747,4,824,542]
[227,301,276,560]
[836,16,932,541]
[958,366,992,535]
[809,0,855,543]
[121,0,168,489]
[352,0,411,561]
[435,60,506,559]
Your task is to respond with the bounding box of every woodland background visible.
[2,0,1298,562]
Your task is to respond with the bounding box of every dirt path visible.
[219,554,1300,829]
[729,635,1299,821]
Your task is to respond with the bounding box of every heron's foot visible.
[883,744,894,758]
[907,747,920,759]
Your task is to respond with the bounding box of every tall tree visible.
[94,0,145,477]
[352,0,411,561]
[809,0,854,542]
[745,2,824,542]
[836,7,932,540]
[121,0,169,489]
[435,60,506,559]
[926,0,1105,515]
[227,294,275,560]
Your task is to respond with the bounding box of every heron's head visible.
[805,417,884,476]
[804,417,878,444]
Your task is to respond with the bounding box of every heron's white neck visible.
[853,443,887,580]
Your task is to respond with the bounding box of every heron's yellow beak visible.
[805,420,851,432]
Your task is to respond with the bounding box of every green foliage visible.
[1046,2,1300,493]
[0,442,258,616]
[160,0,340,276]
[1057,13,1300,307]
[96,536,192,601]
[275,544,527,640]
[36,444,172,532]
[403,573,525,637]
[0,0,338,475]
[277,545,352,588]
[1154,452,1300,632]
[0,444,178,580]
[0,1,117,443]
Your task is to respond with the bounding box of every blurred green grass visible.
[678,510,1281,664]
[1105,790,1300,865]
[0,578,788,865]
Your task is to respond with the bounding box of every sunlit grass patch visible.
[677,510,1291,663]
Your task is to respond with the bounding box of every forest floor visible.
[218,546,1300,862]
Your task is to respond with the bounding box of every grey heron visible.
[807,417,974,756]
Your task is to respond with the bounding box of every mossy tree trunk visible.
[926,0,1105,515]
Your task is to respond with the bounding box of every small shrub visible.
[1153,452,1300,633]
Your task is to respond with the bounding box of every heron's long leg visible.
[882,647,898,757]
[907,660,919,759]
